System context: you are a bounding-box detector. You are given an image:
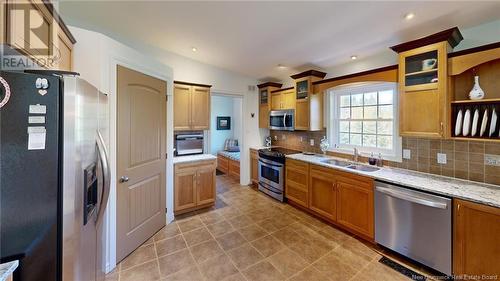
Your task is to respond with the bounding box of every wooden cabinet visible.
[397,43,448,138]
[309,164,337,221]
[270,88,295,110]
[1,0,75,71]
[336,173,374,239]
[174,82,211,131]
[285,159,375,241]
[391,28,463,138]
[257,82,282,128]
[453,199,500,276]
[290,70,326,131]
[250,149,259,185]
[285,159,309,208]
[174,159,216,214]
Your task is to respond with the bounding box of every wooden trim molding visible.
[290,69,327,80]
[390,27,463,53]
[257,82,283,89]
[313,65,398,85]
[448,41,500,58]
[42,0,76,44]
[174,80,212,88]
[313,65,398,93]
[270,86,294,93]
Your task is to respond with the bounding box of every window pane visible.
[364,92,377,106]
[377,121,393,135]
[379,90,393,104]
[364,106,377,119]
[363,121,376,134]
[351,107,363,119]
[350,134,362,145]
[340,133,350,144]
[350,121,362,133]
[378,135,393,149]
[340,95,350,107]
[340,108,350,119]
[378,105,393,119]
[339,121,350,133]
[363,134,377,147]
[352,94,363,106]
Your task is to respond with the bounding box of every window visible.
[327,82,401,161]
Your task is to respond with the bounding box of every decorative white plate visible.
[480,109,489,137]
[455,109,463,136]
[471,109,479,137]
[490,108,497,137]
[463,109,471,136]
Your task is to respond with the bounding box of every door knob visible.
[119,176,129,183]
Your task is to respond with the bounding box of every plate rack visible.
[451,99,500,140]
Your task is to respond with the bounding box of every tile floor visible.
[106,174,436,281]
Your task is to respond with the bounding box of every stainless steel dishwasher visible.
[375,181,452,275]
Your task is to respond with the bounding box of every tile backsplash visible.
[270,130,500,185]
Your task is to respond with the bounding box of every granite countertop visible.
[173,154,217,164]
[0,260,18,281]
[287,153,500,208]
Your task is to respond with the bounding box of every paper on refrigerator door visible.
[27,126,46,150]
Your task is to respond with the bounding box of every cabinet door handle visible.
[440,122,444,136]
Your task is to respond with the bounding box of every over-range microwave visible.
[269,109,294,131]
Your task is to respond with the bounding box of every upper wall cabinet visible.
[174,81,211,131]
[291,70,326,131]
[270,87,295,110]
[391,27,463,138]
[257,82,282,128]
[1,0,76,71]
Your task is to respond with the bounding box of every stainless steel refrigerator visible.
[0,70,110,281]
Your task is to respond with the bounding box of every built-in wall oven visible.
[269,109,294,131]
[174,133,204,156]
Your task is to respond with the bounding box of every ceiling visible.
[58,1,500,81]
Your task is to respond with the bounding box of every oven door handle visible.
[283,112,287,128]
[259,158,283,167]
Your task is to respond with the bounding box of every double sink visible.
[320,159,380,172]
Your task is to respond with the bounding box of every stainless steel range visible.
[258,147,298,202]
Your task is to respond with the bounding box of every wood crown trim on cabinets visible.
[174,80,212,88]
[390,27,463,53]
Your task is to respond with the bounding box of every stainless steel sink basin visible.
[321,159,352,167]
[346,165,380,172]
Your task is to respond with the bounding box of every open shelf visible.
[451,98,500,104]
[405,68,438,77]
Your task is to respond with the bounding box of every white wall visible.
[232,98,243,144]
[210,95,234,155]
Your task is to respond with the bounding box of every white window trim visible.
[326,82,402,162]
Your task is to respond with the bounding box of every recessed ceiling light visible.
[277,64,286,69]
[191,47,198,52]
[351,55,358,60]
[404,12,415,20]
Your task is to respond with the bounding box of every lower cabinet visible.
[453,199,500,276]
[174,160,216,214]
[285,160,375,241]
[309,165,337,221]
[285,159,309,208]
[250,149,259,184]
[336,174,374,239]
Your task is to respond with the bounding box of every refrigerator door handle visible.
[95,131,110,224]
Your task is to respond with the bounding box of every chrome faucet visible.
[353,148,359,162]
